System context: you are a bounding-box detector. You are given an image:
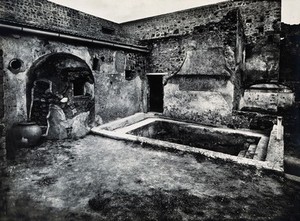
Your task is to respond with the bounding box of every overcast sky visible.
[49,0,300,24]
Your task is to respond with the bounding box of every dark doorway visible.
[148,75,164,112]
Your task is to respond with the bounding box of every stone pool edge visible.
[91,113,284,174]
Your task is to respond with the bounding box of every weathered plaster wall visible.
[144,10,244,125]
[92,50,146,123]
[0,0,137,45]
[122,0,281,85]
[164,76,235,126]
[0,34,145,134]
[0,48,5,174]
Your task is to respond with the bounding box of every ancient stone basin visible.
[92,113,284,173]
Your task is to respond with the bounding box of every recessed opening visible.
[73,79,85,96]
[102,27,115,35]
[246,19,252,23]
[245,45,253,59]
[92,57,99,70]
[128,120,260,156]
[257,26,264,34]
[9,58,22,71]
[148,75,164,113]
[125,70,134,80]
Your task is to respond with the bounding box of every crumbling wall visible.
[91,50,146,123]
[144,10,244,126]
[0,48,5,174]
[0,0,137,45]
[122,0,281,85]
[0,34,146,137]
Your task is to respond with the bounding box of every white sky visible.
[49,0,300,24]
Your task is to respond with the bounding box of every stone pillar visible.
[0,49,7,216]
[0,49,6,174]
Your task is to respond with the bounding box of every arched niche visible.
[26,52,95,137]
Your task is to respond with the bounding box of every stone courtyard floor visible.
[1,135,300,221]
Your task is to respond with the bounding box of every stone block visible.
[70,112,90,138]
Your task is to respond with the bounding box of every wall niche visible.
[26,52,95,138]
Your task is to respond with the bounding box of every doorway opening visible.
[148,74,164,113]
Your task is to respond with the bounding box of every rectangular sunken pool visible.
[128,121,259,157]
[91,113,284,173]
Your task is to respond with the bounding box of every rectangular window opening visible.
[92,57,99,71]
[102,27,115,35]
[73,79,85,96]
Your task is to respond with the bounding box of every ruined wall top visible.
[0,0,281,46]
[121,0,281,44]
[0,0,138,45]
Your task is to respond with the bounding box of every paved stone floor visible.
[0,135,300,221]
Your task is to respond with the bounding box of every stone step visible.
[245,144,257,159]
[253,136,269,161]
[238,150,247,157]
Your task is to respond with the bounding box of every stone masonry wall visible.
[0,0,138,45]
[145,10,245,126]
[121,0,280,44]
[0,48,5,174]
[122,0,281,85]
[0,33,146,134]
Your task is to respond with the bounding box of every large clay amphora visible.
[9,121,42,148]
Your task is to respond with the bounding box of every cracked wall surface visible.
[0,34,146,135]
[142,10,245,125]
[0,0,283,171]
[122,0,281,85]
